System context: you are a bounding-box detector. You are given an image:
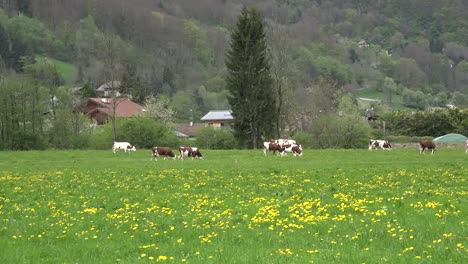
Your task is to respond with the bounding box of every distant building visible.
[200,110,233,128]
[174,123,204,139]
[79,97,145,125]
[358,40,369,47]
[366,107,378,122]
[96,81,122,97]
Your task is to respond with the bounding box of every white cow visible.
[112,142,136,153]
[465,140,468,154]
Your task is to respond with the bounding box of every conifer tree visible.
[225,7,276,148]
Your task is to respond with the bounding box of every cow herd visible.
[369,138,468,155]
[112,138,468,159]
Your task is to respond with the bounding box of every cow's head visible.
[127,145,136,151]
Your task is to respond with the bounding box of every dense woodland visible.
[0,0,467,149]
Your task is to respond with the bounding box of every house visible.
[174,123,204,139]
[200,110,233,128]
[96,81,122,97]
[358,40,369,47]
[79,97,145,125]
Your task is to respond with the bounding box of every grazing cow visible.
[465,140,468,154]
[419,140,436,155]
[151,146,176,160]
[368,139,392,151]
[270,139,296,146]
[113,142,136,153]
[263,142,285,156]
[179,146,204,160]
[282,144,303,157]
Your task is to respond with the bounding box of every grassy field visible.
[0,149,466,263]
[356,89,410,111]
[35,55,78,85]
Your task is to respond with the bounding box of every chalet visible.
[96,81,122,97]
[200,110,233,128]
[79,97,145,125]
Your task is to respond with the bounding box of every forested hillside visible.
[0,0,467,149]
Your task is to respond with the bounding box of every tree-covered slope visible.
[1,0,467,122]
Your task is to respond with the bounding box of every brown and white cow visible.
[113,142,136,153]
[151,146,176,160]
[179,146,203,160]
[270,138,296,146]
[419,140,436,155]
[281,144,303,157]
[368,139,392,151]
[464,140,468,154]
[263,142,285,156]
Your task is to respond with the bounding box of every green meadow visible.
[0,149,466,263]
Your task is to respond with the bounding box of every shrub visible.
[292,131,314,148]
[386,135,433,143]
[195,127,237,149]
[88,117,179,150]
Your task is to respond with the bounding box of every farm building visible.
[79,97,145,125]
[200,110,234,128]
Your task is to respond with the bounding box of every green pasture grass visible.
[356,89,410,111]
[0,149,466,263]
[35,55,78,85]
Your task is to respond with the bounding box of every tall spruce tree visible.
[225,7,276,149]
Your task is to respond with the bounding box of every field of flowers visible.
[0,149,466,263]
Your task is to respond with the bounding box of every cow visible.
[419,140,436,155]
[270,138,297,146]
[368,139,392,151]
[113,142,136,153]
[179,146,204,160]
[465,140,468,154]
[263,142,285,156]
[282,144,303,157]
[151,146,176,160]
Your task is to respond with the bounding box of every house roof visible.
[175,123,204,137]
[86,98,145,117]
[200,110,233,121]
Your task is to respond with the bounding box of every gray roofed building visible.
[200,110,233,121]
[200,110,233,128]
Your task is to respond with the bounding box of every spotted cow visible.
[179,146,204,160]
[419,140,436,155]
[263,142,285,156]
[368,139,392,151]
[282,144,303,157]
[270,138,297,146]
[151,146,176,160]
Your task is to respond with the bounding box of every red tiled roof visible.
[86,98,145,117]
